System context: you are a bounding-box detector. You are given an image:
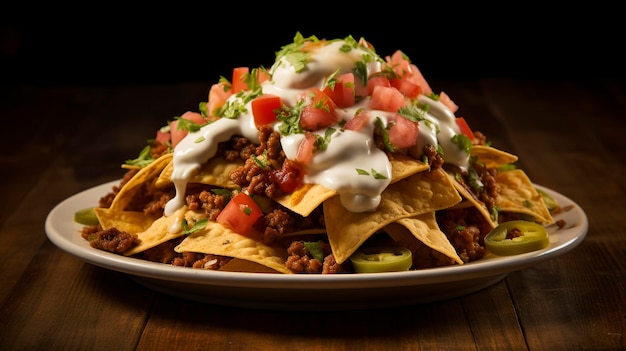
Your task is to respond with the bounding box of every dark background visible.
[1,5,624,86]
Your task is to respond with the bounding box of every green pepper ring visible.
[484,220,549,256]
[349,246,413,273]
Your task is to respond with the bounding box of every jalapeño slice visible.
[74,207,99,226]
[349,246,412,273]
[484,220,549,256]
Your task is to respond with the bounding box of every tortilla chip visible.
[385,213,464,265]
[123,206,193,256]
[275,155,430,217]
[471,145,518,168]
[175,221,291,274]
[110,153,173,211]
[156,156,243,189]
[386,153,430,182]
[93,208,155,233]
[448,173,499,229]
[447,200,477,210]
[325,168,462,264]
[495,169,554,224]
[274,183,337,217]
[219,258,283,273]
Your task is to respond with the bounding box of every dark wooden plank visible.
[477,78,626,351]
[135,295,481,351]
[0,251,153,350]
[0,83,207,348]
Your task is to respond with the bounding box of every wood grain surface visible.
[1,78,624,350]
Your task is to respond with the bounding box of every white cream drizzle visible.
[164,38,469,216]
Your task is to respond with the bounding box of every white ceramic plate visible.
[45,181,588,310]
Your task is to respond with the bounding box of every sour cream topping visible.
[164,38,469,216]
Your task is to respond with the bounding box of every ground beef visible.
[185,187,227,221]
[135,238,232,269]
[229,125,288,199]
[422,144,444,170]
[150,141,170,159]
[98,168,139,208]
[444,160,499,223]
[437,208,490,263]
[472,131,487,145]
[322,254,352,274]
[472,163,499,213]
[83,227,140,254]
[257,208,295,245]
[231,157,280,198]
[143,193,171,218]
[285,240,352,274]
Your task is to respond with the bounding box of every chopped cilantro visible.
[125,145,155,168]
[218,98,247,119]
[374,116,394,152]
[451,133,473,155]
[303,241,325,263]
[211,188,232,201]
[356,168,388,180]
[323,69,341,91]
[199,101,208,117]
[467,166,484,193]
[397,104,427,123]
[353,61,369,87]
[314,128,336,152]
[181,218,208,235]
[371,169,387,179]
[252,150,269,169]
[277,100,305,135]
[498,164,517,171]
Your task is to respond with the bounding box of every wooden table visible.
[1,78,624,350]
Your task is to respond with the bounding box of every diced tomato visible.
[256,69,271,84]
[455,117,474,141]
[216,192,263,237]
[366,74,391,96]
[295,132,317,166]
[169,111,207,148]
[232,67,249,93]
[439,91,459,113]
[270,159,305,194]
[390,77,422,99]
[343,110,370,132]
[406,64,432,95]
[299,88,338,131]
[322,73,355,108]
[251,94,282,126]
[386,50,412,77]
[388,114,419,149]
[207,82,232,117]
[369,85,406,112]
[169,120,186,148]
[180,111,205,125]
[154,129,170,144]
[385,51,432,95]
